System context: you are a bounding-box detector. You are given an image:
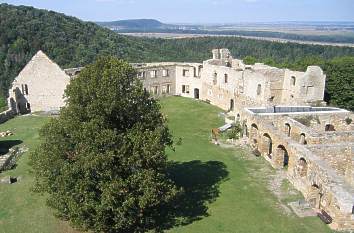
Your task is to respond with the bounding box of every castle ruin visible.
[5,49,354,230]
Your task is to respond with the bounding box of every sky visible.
[1,0,354,23]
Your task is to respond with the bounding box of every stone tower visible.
[212,48,232,60]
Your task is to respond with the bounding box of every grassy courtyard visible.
[0,97,331,233]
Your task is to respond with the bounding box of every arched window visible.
[291,76,296,86]
[257,84,262,95]
[213,72,217,85]
[298,158,308,177]
[299,133,307,145]
[285,123,291,137]
[224,74,228,83]
[262,133,272,158]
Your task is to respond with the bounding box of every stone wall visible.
[135,64,177,97]
[0,109,15,124]
[306,144,353,175]
[239,109,354,230]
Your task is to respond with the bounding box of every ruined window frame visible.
[162,69,169,77]
[182,69,189,77]
[257,84,262,96]
[291,76,296,86]
[224,74,228,83]
[150,70,157,78]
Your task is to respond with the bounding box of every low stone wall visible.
[0,147,20,172]
[0,109,15,124]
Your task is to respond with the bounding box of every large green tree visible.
[30,57,179,233]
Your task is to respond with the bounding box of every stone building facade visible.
[8,51,71,114]
[6,49,354,230]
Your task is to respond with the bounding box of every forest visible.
[0,4,353,110]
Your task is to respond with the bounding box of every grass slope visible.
[0,97,332,233]
[161,97,331,233]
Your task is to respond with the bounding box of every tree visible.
[324,57,354,111]
[243,56,257,65]
[30,57,180,233]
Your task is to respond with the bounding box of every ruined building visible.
[134,48,354,231]
[6,49,354,230]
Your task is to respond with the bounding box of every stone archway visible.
[308,184,321,209]
[299,133,307,145]
[261,133,272,159]
[250,123,258,140]
[194,88,200,99]
[275,145,289,168]
[297,158,308,177]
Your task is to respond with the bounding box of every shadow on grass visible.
[162,160,229,229]
[0,140,23,155]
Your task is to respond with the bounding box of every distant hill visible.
[97,19,167,29]
[98,19,354,45]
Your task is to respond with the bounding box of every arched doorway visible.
[285,123,291,137]
[308,184,321,209]
[229,99,234,111]
[262,133,272,158]
[276,145,289,168]
[297,158,308,177]
[299,133,307,145]
[194,88,200,99]
[250,123,258,140]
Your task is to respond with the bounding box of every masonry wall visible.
[0,109,15,124]
[136,65,177,97]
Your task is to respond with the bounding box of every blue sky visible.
[1,0,354,23]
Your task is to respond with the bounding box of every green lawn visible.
[0,97,332,233]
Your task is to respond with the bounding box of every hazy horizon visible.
[1,0,354,24]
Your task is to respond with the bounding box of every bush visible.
[226,123,243,139]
